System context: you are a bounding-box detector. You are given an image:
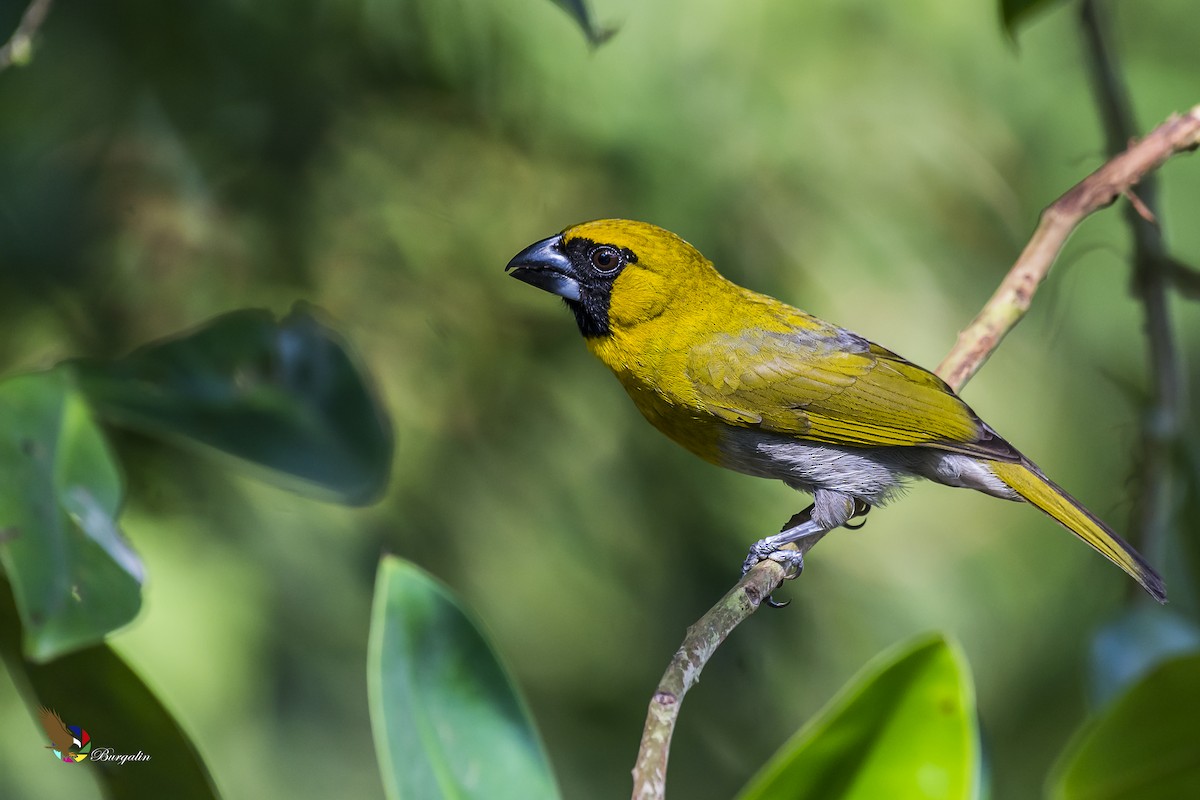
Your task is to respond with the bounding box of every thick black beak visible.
[505,235,582,301]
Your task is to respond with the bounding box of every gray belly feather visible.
[717,428,1018,506]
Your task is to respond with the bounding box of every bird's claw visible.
[743,545,804,610]
[742,542,806,577]
[743,505,826,609]
[768,548,805,578]
[844,500,872,530]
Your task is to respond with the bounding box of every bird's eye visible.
[590,246,621,273]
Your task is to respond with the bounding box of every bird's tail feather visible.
[988,460,1166,603]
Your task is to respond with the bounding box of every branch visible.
[1167,257,1200,300]
[631,526,829,800]
[935,104,1200,391]
[0,0,54,72]
[631,105,1200,799]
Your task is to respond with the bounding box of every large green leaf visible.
[368,556,559,800]
[72,305,392,506]
[737,634,979,800]
[0,576,220,799]
[1049,652,1200,800]
[0,369,142,661]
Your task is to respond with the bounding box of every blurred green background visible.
[1,0,1198,797]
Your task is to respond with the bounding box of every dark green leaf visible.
[0,576,220,799]
[72,304,392,506]
[1050,652,1200,800]
[368,556,559,800]
[737,634,979,800]
[550,0,613,45]
[0,369,141,661]
[999,0,1065,37]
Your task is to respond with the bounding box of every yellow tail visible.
[989,460,1166,603]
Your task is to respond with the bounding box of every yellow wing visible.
[38,706,76,752]
[687,315,1017,461]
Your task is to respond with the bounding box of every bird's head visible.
[506,219,723,337]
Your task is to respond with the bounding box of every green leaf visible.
[72,304,393,506]
[737,634,979,800]
[0,576,220,799]
[0,369,142,661]
[550,0,613,46]
[368,556,559,800]
[1050,652,1200,800]
[999,0,1064,37]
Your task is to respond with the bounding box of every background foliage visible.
[1,0,1198,798]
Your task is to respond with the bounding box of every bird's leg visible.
[741,505,823,609]
[741,505,823,577]
[743,493,866,608]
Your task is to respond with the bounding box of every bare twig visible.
[1167,257,1200,299]
[631,105,1200,799]
[936,104,1200,390]
[0,0,54,72]
[1080,0,1185,568]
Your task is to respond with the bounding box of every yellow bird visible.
[507,219,1166,603]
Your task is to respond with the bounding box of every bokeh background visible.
[1,0,1198,797]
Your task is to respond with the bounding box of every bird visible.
[39,706,80,756]
[506,219,1166,603]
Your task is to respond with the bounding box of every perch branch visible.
[631,105,1200,800]
[0,0,53,72]
[631,525,830,800]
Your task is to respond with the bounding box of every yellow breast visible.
[585,303,733,466]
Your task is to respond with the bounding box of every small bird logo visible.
[39,706,90,763]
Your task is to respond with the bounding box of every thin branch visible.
[0,0,54,72]
[1080,0,1185,567]
[1167,257,1200,300]
[631,105,1200,799]
[1080,1,1137,159]
[935,105,1200,390]
[631,527,828,800]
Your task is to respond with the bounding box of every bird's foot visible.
[742,502,839,609]
[742,536,809,609]
[741,540,806,577]
[741,509,825,576]
[767,549,805,608]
